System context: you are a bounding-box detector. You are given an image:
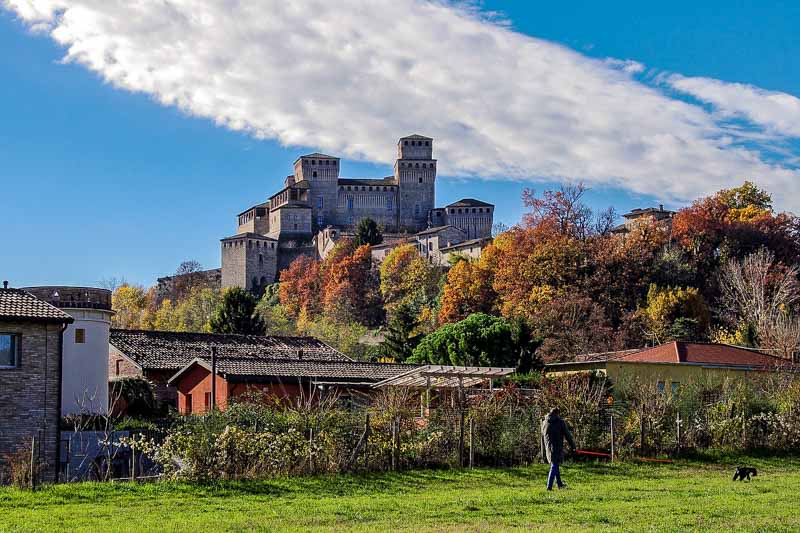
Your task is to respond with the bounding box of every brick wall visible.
[0,320,64,483]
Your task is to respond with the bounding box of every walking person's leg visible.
[554,462,563,488]
[547,462,557,490]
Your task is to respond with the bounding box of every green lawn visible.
[2,457,799,531]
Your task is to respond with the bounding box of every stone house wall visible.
[0,320,64,483]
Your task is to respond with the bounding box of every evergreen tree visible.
[355,218,383,247]
[209,287,265,335]
[382,303,421,362]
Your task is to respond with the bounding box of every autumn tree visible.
[641,284,710,343]
[354,218,383,247]
[321,243,382,325]
[438,258,496,324]
[111,284,152,329]
[279,255,322,319]
[379,244,440,320]
[209,288,265,335]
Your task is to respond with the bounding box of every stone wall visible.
[0,320,64,483]
[156,269,222,303]
[221,235,279,291]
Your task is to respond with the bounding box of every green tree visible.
[209,288,265,335]
[410,313,518,367]
[354,218,383,246]
[382,303,423,362]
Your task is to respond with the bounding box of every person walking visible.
[541,407,576,491]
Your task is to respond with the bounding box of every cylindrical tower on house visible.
[24,286,114,415]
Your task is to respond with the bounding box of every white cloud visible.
[667,74,800,138]
[4,0,800,209]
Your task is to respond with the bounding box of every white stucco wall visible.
[61,308,112,415]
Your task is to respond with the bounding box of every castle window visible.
[404,141,408,146]
[325,160,329,165]
[419,177,423,183]
[347,197,354,210]
[313,171,318,178]
[387,197,393,210]
[259,254,263,264]
[368,186,372,191]
[415,163,420,168]
[425,141,430,146]
[312,160,316,164]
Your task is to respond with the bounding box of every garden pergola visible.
[372,365,515,390]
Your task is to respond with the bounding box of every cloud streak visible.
[4,0,800,208]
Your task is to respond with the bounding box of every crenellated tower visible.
[394,134,436,231]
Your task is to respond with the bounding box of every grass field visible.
[2,457,799,531]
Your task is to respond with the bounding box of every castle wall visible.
[268,206,312,239]
[237,206,269,235]
[396,162,436,232]
[221,236,279,290]
[444,206,494,239]
[335,185,398,229]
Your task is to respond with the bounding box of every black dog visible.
[733,466,757,481]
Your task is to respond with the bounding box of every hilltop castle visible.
[159,134,495,297]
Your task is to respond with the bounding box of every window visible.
[115,359,122,376]
[404,140,408,146]
[347,197,354,210]
[425,141,430,146]
[671,382,680,394]
[414,204,420,216]
[419,177,423,183]
[317,196,323,209]
[312,171,318,178]
[204,392,211,410]
[74,328,86,344]
[656,381,665,394]
[428,242,433,251]
[387,197,393,210]
[317,214,323,225]
[0,334,19,367]
[259,253,263,264]
[186,393,193,414]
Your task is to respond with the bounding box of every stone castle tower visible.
[395,134,436,232]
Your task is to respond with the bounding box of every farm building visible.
[109,329,355,409]
[546,341,798,390]
[167,356,415,414]
[0,284,74,483]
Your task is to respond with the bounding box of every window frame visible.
[0,332,20,369]
[75,328,86,344]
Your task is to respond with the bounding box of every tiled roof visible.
[439,237,492,252]
[220,232,278,241]
[446,198,494,208]
[237,202,269,216]
[110,329,351,371]
[416,225,463,236]
[619,342,793,368]
[184,357,417,382]
[0,289,74,323]
[622,206,675,219]
[338,177,397,187]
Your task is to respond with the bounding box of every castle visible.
[160,134,495,297]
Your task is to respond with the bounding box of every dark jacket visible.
[541,411,576,464]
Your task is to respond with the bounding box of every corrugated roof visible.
[619,342,793,368]
[110,329,351,371]
[0,289,74,323]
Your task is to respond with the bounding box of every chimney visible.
[2,281,7,289]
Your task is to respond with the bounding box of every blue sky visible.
[2,1,799,287]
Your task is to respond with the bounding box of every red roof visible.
[619,342,793,369]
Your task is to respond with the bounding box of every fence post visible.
[364,413,370,470]
[458,410,465,468]
[309,427,314,473]
[639,413,646,456]
[469,417,474,469]
[30,436,36,491]
[676,413,682,453]
[393,417,401,471]
[131,446,137,482]
[610,414,615,463]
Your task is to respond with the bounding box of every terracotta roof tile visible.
[0,289,74,323]
[619,341,793,368]
[209,357,417,381]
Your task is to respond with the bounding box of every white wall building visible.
[24,287,113,415]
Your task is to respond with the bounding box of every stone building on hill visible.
[153,134,495,295]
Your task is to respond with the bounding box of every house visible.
[108,329,357,409]
[546,341,798,391]
[438,237,492,265]
[23,286,113,415]
[167,356,416,414]
[0,283,74,483]
[611,204,676,235]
